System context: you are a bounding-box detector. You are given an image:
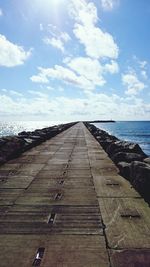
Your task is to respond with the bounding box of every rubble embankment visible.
[85,122,150,205]
[0,122,76,166]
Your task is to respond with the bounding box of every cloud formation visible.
[122,70,145,95]
[31,64,102,90]
[0,34,32,67]
[0,91,150,121]
[70,0,119,59]
[100,0,119,11]
[66,57,106,86]
[31,0,119,91]
[43,24,71,53]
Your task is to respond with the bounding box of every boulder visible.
[0,156,6,165]
[117,161,131,179]
[29,135,44,143]
[0,137,25,160]
[99,139,115,150]
[0,122,76,166]
[22,138,40,150]
[18,131,32,137]
[0,138,6,148]
[144,157,150,165]
[130,161,150,203]
[32,130,48,139]
[106,141,146,157]
[112,152,145,164]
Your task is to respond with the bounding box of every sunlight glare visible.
[42,0,65,7]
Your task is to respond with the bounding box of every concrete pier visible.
[0,122,150,266]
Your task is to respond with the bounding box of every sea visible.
[93,121,150,156]
[0,121,150,156]
[0,121,62,137]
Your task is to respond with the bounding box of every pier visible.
[0,122,150,266]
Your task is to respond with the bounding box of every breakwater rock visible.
[0,122,76,166]
[84,122,150,205]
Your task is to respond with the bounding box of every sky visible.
[0,0,150,121]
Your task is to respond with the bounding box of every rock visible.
[0,137,25,160]
[0,156,6,165]
[112,152,145,164]
[130,161,150,203]
[32,130,47,138]
[106,141,146,157]
[0,138,6,148]
[18,131,28,136]
[99,139,114,150]
[144,157,150,165]
[29,135,43,143]
[18,131,32,137]
[117,161,131,179]
[23,138,37,148]
[85,122,150,204]
[0,122,76,166]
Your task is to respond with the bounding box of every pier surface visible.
[0,122,150,266]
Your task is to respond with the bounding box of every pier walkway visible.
[0,122,150,266]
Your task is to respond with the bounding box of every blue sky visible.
[0,0,150,121]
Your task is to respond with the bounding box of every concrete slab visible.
[0,235,110,267]
[0,175,34,189]
[98,197,150,249]
[109,249,150,267]
[93,175,140,198]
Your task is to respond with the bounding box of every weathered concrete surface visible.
[0,122,149,266]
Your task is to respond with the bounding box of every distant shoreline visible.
[85,120,116,123]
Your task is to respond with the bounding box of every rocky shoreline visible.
[0,122,76,166]
[84,122,150,205]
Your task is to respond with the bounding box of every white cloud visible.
[100,0,119,11]
[47,86,54,91]
[10,90,23,97]
[0,8,3,17]
[73,24,118,59]
[69,0,98,26]
[43,24,71,52]
[133,56,148,70]
[70,0,119,59]
[30,70,49,83]
[141,70,148,80]
[67,57,105,86]
[104,60,119,74]
[139,60,147,69]
[43,37,65,52]
[31,1,119,91]
[0,91,150,121]
[122,70,145,95]
[31,65,100,90]
[1,88,7,92]
[60,32,71,42]
[31,56,120,90]
[130,56,148,81]
[58,86,64,92]
[28,90,48,99]
[0,34,32,67]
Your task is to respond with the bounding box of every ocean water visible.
[93,121,150,156]
[0,121,64,137]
